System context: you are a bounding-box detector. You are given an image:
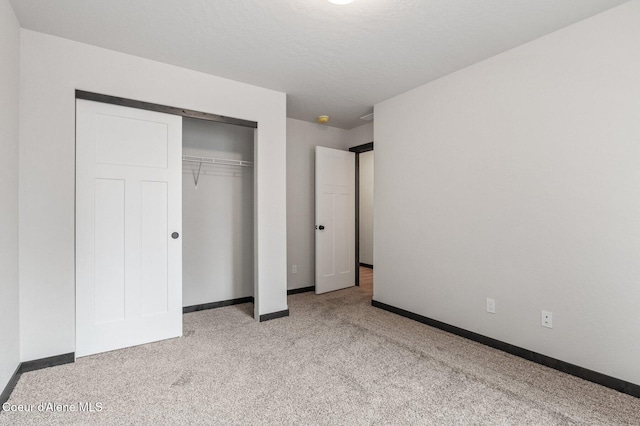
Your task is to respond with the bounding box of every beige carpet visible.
[2,285,639,425]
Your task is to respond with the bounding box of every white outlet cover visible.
[486,298,496,314]
[541,310,553,328]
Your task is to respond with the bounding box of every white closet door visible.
[315,146,355,294]
[76,99,182,357]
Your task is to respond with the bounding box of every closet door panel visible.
[141,180,169,316]
[76,99,182,358]
[95,113,168,168]
[93,178,126,324]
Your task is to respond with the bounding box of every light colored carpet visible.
[2,285,639,425]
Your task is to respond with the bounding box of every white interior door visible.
[76,99,182,357]
[315,146,355,294]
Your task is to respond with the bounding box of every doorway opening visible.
[350,142,374,296]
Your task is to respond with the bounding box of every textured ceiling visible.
[9,0,629,129]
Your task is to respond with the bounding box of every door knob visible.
[171,232,180,239]
[318,225,325,230]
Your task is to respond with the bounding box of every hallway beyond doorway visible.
[359,266,373,296]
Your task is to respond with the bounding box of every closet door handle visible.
[317,225,325,230]
[171,232,180,239]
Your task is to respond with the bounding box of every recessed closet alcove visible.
[75,92,265,357]
[182,118,255,310]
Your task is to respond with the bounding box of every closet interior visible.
[182,117,255,310]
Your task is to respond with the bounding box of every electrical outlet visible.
[486,298,496,314]
[541,311,553,328]
[292,264,297,274]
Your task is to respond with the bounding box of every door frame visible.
[76,91,257,128]
[349,141,374,286]
[74,90,260,320]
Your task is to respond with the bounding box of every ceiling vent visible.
[360,112,374,122]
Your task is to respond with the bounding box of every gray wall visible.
[0,0,20,392]
[348,122,373,148]
[19,30,287,361]
[374,1,640,385]
[359,151,374,265]
[182,118,254,306]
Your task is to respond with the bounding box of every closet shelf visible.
[182,155,253,168]
[183,154,252,189]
